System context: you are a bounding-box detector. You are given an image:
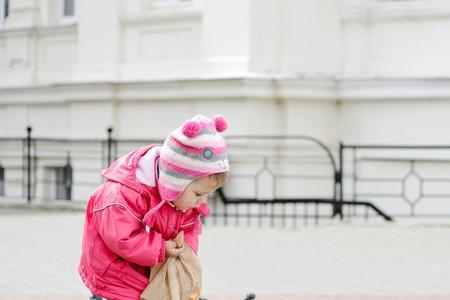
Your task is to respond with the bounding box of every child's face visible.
[173,176,218,211]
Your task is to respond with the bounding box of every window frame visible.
[54,165,72,200]
[0,0,8,28]
[58,0,76,25]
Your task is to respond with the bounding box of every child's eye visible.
[195,192,202,197]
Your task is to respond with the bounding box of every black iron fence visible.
[3,127,450,226]
[209,135,343,227]
[0,128,110,202]
[340,143,450,218]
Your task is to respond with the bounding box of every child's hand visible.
[165,240,184,258]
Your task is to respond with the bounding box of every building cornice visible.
[1,77,450,105]
[0,24,77,36]
[0,77,337,104]
[338,78,450,101]
[120,7,201,25]
[343,0,450,22]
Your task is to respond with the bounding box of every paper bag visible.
[140,231,202,300]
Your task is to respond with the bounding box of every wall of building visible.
[1,0,450,217]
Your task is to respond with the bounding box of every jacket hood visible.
[101,144,161,197]
[101,144,211,218]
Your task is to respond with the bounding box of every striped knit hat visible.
[157,114,230,202]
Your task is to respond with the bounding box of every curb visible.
[0,200,86,212]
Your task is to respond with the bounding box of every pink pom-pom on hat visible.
[181,120,201,138]
[213,115,228,132]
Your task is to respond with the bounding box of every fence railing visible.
[8,127,450,226]
[340,143,450,218]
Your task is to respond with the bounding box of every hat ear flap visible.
[213,115,228,132]
[182,120,201,138]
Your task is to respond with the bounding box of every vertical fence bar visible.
[0,164,4,197]
[247,203,251,226]
[212,195,217,225]
[107,127,113,166]
[258,204,263,227]
[338,142,344,220]
[293,203,297,229]
[26,126,32,203]
[65,152,72,201]
[270,202,275,227]
[224,202,228,226]
[114,138,118,161]
[352,147,357,217]
[235,203,239,226]
[304,203,308,227]
[314,201,319,226]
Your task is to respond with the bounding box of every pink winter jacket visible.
[78,145,210,300]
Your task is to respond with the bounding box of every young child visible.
[78,114,230,300]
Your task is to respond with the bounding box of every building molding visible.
[338,78,450,101]
[0,77,337,105]
[120,7,201,25]
[2,77,450,105]
[0,23,77,37]
[343,0,450,23]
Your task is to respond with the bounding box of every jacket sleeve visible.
[93,204,166,266]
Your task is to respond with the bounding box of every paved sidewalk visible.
[1,208,450,299]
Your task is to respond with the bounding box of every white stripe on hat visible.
[159,172,193,187]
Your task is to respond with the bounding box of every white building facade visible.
[1,0,450,219]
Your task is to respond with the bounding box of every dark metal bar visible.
[364,206,369,222]
[212,195,217,226]
[247,203,251,226]
[26,126,32,203]
[293,203,297,229]
[114,138,118,161]
[352,147,357,217]
[216,188,393,222]
[335,142,344,219]
[258,204,262,227]
[224,201,228,226]
[270,202,275,227]
[65,152,73,201]
[342,144,450,149]
[314,202,319,226]
[107,127,113,166]
[22,138,26,198]
[0,164,4,196]
[304,204,308,227]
